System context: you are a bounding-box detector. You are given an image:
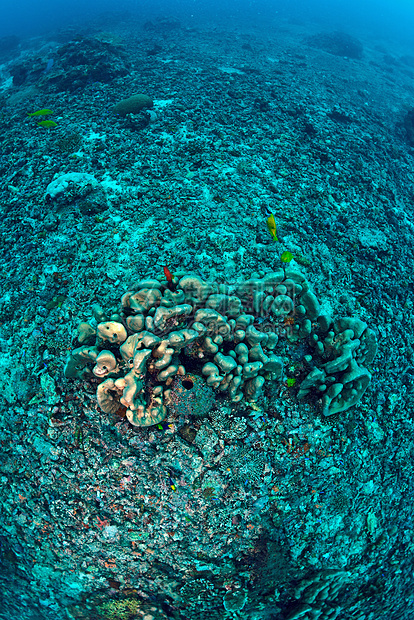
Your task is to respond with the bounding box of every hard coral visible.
[112,93,154,117]
[64,269,377,425]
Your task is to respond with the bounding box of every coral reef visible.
[305,31,363,59]
[45,172,100,200]
[403,108,414,146]
[286,570,348,620]
[3,17,411,620]
[165,372,215,418]
[8,36,129,90]
[112,94,154,117]
[65,269,377,425]
[44,171,109,216]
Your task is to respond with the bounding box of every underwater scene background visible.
[1,1,414,619]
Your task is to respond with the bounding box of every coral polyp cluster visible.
[64,269,377,425]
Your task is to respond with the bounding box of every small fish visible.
[169,477,176,491]
[44,59,54,74]
[157,421,172,431]
[163,265,176,291]
[266,213,278,242]
[27,109,53,116]
[163,265,173,282]
[37,120,58,128]
[280,250,293,263]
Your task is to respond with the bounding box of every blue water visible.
[2,0,414,45]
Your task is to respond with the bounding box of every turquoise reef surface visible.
[0,11,413,620]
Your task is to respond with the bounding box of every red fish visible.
[163,265,176,290]
[163,265,173,282]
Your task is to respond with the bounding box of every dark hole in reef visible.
[182,379,194,390]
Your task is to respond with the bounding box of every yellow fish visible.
[280,250,293,263]
[266,213,278,241]
[27,109,53,116]
[37,120,58,128]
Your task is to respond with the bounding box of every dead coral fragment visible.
[223,589,247,613]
